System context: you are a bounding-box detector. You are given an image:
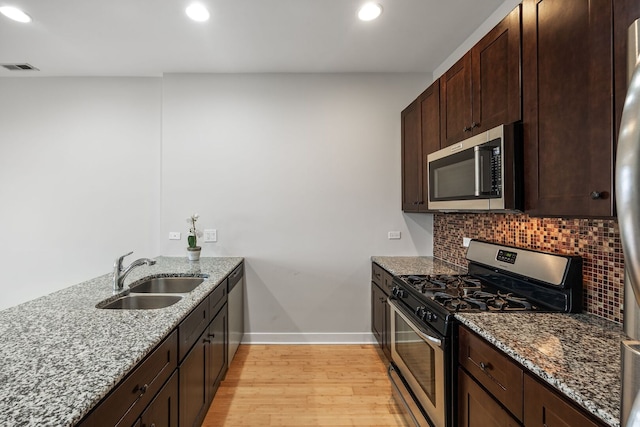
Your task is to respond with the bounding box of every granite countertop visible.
[0,256,243,427]
[371,256,467,276]
[457,313,626,427]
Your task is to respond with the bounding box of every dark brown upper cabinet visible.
[401,82,440,212]
[522,0,614,217]
[440,6,522,148]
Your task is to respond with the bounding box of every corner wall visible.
[161,73,434,342]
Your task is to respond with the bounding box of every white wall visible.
[0,78,162,310]
[161,73,433,343]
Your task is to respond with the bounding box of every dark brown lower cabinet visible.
[458,326,607,427]
[180,302,228,427]
[458,368,520,427]
[139,371,179,427]
[209,302,228,397]
[523,374,601,427]
[179,328,210,427]
[371,281,385,347]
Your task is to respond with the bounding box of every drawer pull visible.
[208,333,216,338]
[479,362,489,371]
[136,383,149,398]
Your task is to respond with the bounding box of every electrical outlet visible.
[169,232,181,240]
[463,237,472,247]
[204,229,217,242]
[388,231,401,240]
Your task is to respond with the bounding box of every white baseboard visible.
[242,332,377,345]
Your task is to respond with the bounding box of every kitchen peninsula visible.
[0,257,242,426]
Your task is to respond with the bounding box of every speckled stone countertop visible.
[371,256,467,276]
[0,256,243,427]
[457,313,626,427]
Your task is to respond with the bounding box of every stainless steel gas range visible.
[387,239,583,427]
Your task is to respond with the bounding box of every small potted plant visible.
[186,213,203,261]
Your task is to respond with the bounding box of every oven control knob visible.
[425,311,437,322]
[415,307,426,318]
[392,287,407,298]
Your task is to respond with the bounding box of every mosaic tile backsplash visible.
[433,213,623,323]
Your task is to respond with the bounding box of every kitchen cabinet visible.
[440,6,521,148]
[180,281,228,427]
[371,263,392,359]
[522,0,614,217]
[458,368,520,427]
[401,82,440,212]
[78,330,178,427]
[458,326,523,420]
[524,374,601,427]
[139,371,179,427]
[458,325,607,427]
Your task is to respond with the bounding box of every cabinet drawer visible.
[210,281,228,318]
[372,263,384,287]
[458,326,523,420]
[227,263,243,292]
[178,296,210,361]
[80,330,178,427]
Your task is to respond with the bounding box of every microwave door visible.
[474,146,494,197]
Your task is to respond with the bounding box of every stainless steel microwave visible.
[427,123,523,211]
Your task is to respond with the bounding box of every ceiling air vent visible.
[1,63,39,71]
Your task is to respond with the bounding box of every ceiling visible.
[0,0,506,77]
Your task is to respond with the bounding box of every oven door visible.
[388,298,446,427]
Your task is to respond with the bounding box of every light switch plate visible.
[204,229,217,242]
[463,237,472,247]
[388,231,401,240]
[169,232,181,240]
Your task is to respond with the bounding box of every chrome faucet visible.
[113,251,156,293]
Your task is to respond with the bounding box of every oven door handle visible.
[388,298,443,348]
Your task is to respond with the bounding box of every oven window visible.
[394,312,437,405]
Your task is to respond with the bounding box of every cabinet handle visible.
[136,383,149,398]
[208,333,215,338]
[379,297,386,303]
[590,191,602,199]
[203,338,211,343]
[463,126,472,132]
[479,362,489,371]
[471,122,479,129]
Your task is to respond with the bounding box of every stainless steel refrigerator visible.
[616,18,640,427]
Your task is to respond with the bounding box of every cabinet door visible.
[371,282,385,347]
[523,0,614,217]
[440,53,473,147]
[523,374,602,427]
[140,372,179,427]
[401,98,423,211]
[179,331,209,427]
[208,302,228,400]
[420,81,440,212]
[458,368,520,427]
[472,5,521,135]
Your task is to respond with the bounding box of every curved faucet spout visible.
[113,252,156,292]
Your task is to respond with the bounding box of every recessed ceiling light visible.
[0,6,32,23]
[358,3,382,22]
[186,3,210,22]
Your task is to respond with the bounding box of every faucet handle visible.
[114,251,134,269]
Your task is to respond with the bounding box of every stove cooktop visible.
[396,274,539,313]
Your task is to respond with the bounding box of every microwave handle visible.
[474,146,493,196]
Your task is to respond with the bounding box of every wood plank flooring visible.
[203,345,409,426]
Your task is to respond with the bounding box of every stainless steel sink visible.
[99,294,183,310]
[129,277,205,294]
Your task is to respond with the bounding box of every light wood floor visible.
[203,344,409,426]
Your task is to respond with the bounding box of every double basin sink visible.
[98,277,206,310]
